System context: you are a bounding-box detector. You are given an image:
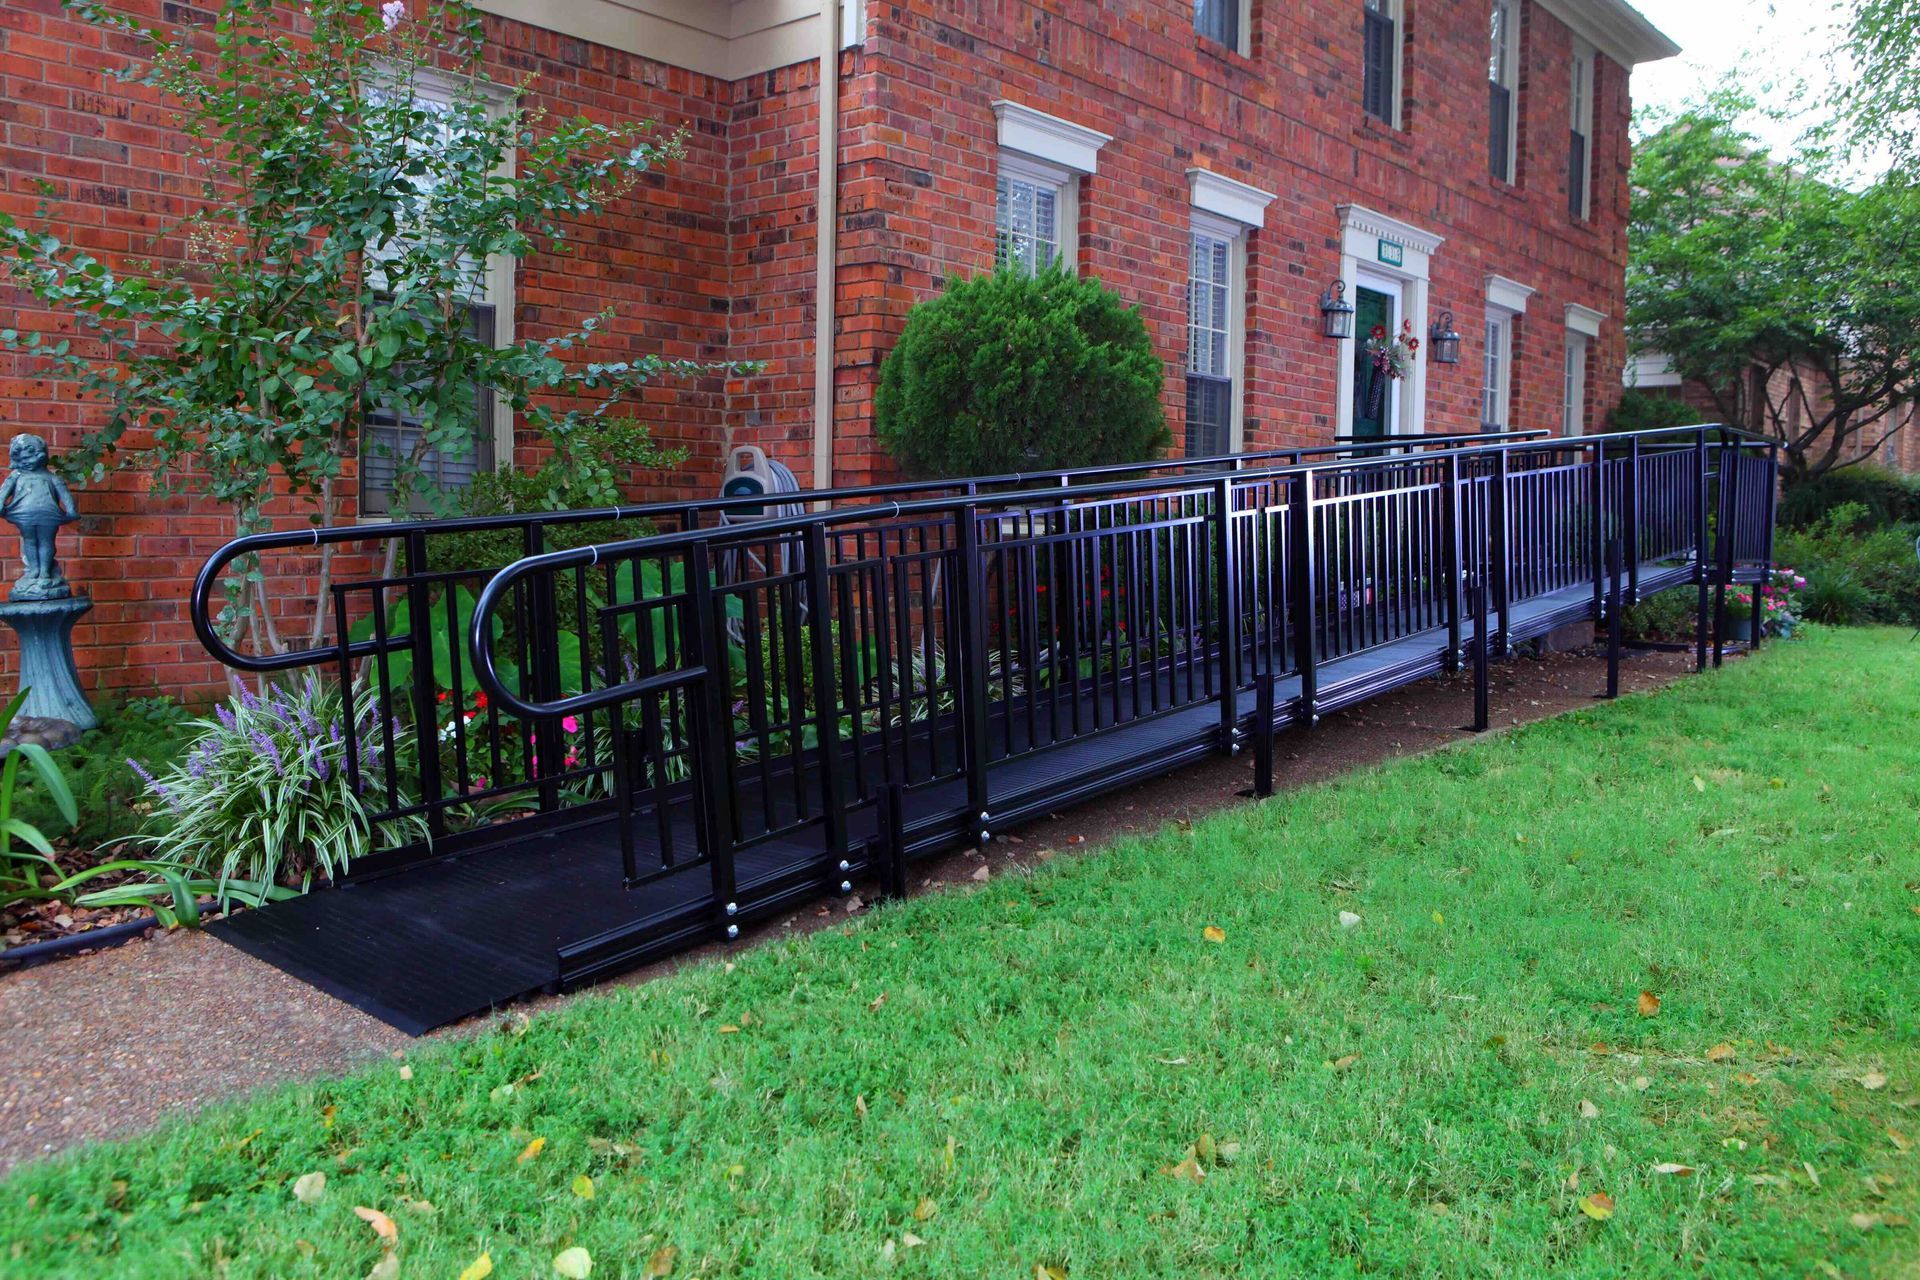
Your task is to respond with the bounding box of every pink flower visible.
[562,715,580,734]
[381,1,407,29]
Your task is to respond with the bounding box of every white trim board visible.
[1333,206,1442,439]
[1565,303,1606,337]
[1485,274,1536,315]
[1188,169,1275,229]
[993,101,1111,175]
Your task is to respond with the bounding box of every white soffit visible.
[1486,274,1536,314]
[992,101,1112,175]
[1188,169,1276,229]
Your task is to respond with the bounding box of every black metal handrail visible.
[188,429,1549,676]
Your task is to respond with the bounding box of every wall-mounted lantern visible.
[1428,311,1463,364]
[1320,280,1355,339]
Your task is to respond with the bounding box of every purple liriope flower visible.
[295,701,320,738]
[127,757,182,816]
[310,742,330,783]
[216,703,237,731]
[250,729,284,776]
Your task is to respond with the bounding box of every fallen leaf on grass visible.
[460,1255,494,1280]
[1203,925,1226,943]
[1579,1192,1616,1221]
[1860,1072,1889,1091]
[1162,1154,1206,1183]
[1889,1127,1912,1153]
[1035,1267,1069,1280]
[914,1197,937,1222]
[1691,775,1706,793]
[1707,1042,1736,1062]
[1734,1071,1760,1086]
[1637,991,1661,1018]
[643,1245,677,1276]
[571,1175,595,1200]
[554,1246,595,1277]
[1338,911,1362,929]
[353,1206,398,1244]
[718,1025,741,1035]
[901,1232,925,1248]
[1327,1053,1361,1073]
[1430,911,1444,926]
[1579,1099,1601,1120]
[368,1254,399,1280]
[971,865,991,882]
[517,1137,546,1164]
[397,1064,413,1082]
[1651,1163,1696,1176]
[292,1172,326,1205]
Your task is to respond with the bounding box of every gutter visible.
[812,0,840,493]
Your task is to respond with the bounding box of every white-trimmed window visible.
[1568,39,1594,220]
[995,154,1073,274]
[1482,313,1513,428]
[1488,0,1518,182]
[360,71,514,517]
[1363,0,1401,126]
[1562,333,1590,435]
[1195,0,1251,55]
[990,102,1109,275]
[1186,215,1242,457]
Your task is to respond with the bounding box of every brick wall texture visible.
[0,0,1651,698]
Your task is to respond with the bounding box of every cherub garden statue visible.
[0,433,79,602]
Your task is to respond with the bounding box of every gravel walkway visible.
[0,643,1708,1178]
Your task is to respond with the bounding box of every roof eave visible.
[1538,0,1682,67]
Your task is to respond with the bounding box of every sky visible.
[1628,0,1856,156]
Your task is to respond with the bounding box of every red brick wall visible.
[0,2,736,693]
[825,0,1638,483]
[0,0,1650,701]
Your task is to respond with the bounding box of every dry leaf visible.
[397,1064,413,1081]
[1889,1127,1912,1153]
[901,1232,926,1248]
[1327,1053,1361,1072]
[1579,1099,1601,1120]
[571,1175,595,1200]
[1636,990,1661,1018]
[1578,1192,1616,1221]
[554,1246,595,1278]
[1632,1076,1652,1092]
[1860,1072,1889,1091]
[1162,1154,1206,1182]
[1430,911,1444,925]
[869,992,887,1012]
[353,1206,398,1244]
[1734,1071,1760,1086]
[1707,1042,1736,1062]
[718,1025,741,1035]
[913,1197,937,1222]
[368,1254,399,1280]
[1691,775,1706,793]
[460,1256,494,1280]
[1035,1267,1069,1280]
[1338,911,1362,929]
[1203,925,1226,943]
[642,1245,677,1277]
[292,1171,326,1205]
[1851,1213,1885,1231]
[1651,1162,1696,1176]
[517,1137,546,1164]
[970,865,991,882]
[855,1094,868,1119]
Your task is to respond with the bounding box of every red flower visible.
[1407,338,1419,351]
[1370,325,1388,339]
[473,691,488,710]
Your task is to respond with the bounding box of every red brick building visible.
[0,0,1677,696]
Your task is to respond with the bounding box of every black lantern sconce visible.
[1428,310,1463,364]
[1320,280,1355,339]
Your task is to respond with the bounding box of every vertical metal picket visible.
[953,506,992,844]
[1443,453,1464,670]
[402,528,446,841]
[686,540,740,935]
[1289,471,1319,724]
[1693,428,1711,671]
[1213,475,1241,750]
[804,523,850,883]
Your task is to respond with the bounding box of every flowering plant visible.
[1365,318,1420,381]
[1727,565,1807,638]
[116,675,427,910]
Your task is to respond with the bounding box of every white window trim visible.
[840,0,863,48]
[1483,309,1516,429]
[1366,0,1407,130]
[997,151,1078,270]
[1188,208,1252,453]
[991,101,1110,176]
[1570,38,1595,220]
[1489,0,1519,182]
[1565,302,1606,337]
[1563,331,1591,436]
[359,66,516,522]
[1188,168,1276,230]
[1486,273,1536,316]
[1335,204,1443,437]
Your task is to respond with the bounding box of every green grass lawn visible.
[6,628,1919,1278]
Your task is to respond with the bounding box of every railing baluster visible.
[1213,475,1240,750]
[686,541,739,929]
[954,506,991,844]
[1289,471,1319,724]
[804,523,850,880]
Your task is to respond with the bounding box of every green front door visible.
[1350,286,1394,439]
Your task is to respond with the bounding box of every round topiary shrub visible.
[874,267,1171,478]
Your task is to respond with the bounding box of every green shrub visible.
[1779,463,1920,529]
[875,266,1170,478]
[1608,387,1701,433]
[1773,502,1920,624]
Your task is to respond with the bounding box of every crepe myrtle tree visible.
[1628,93,1920,480]
[0,0,753,653]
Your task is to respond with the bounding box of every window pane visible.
[361,302,496,515]
[1195,0,1238,47]
[1363,8,1395,122]
[997,173,1062,274]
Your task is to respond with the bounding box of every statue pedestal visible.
[0,594,95,733]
